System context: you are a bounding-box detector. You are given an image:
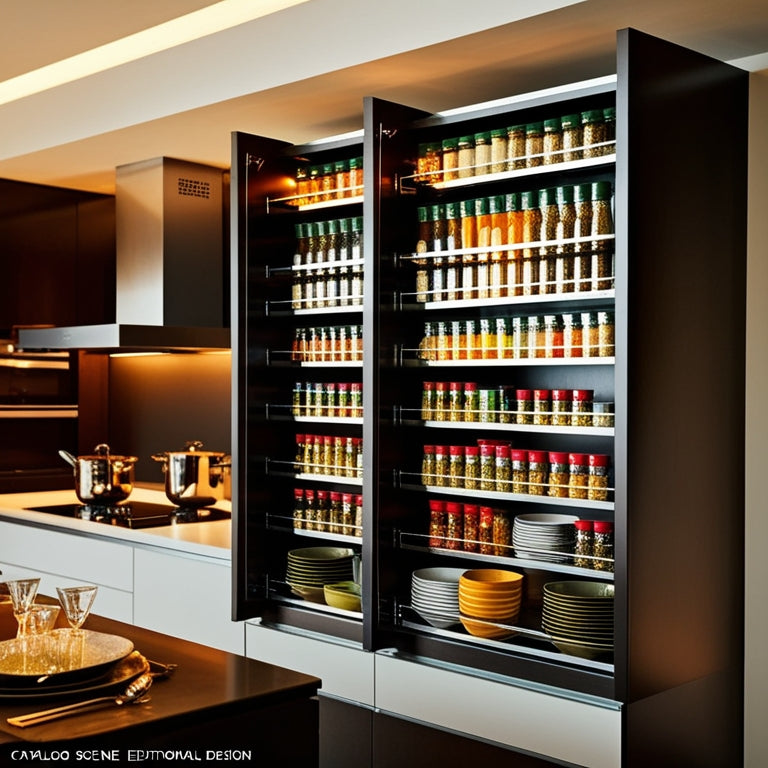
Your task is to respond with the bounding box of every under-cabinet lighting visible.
[0,0,310,106]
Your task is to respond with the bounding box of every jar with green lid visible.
[434,445,449,487]
[326,218,340,262]
[291,270,303,310]
[505,192,524,296]
[449,445,466,488]
[506,125,526,170]
[495,445,511,492]
[572,389,594,427]
[543,118,563,164]
[312,381,325,417]
[591,181,614,290]
[457,135,475,178]
[436,321,450,361]
[538,188,559,295]
[551,388,573,426]
[315,219,328,265]
[588,454,610,501]
[445,205,462,301]
[320,163,335,201]
[515,388,533,425]
[582,110,607,158]
[434,381,449,420]
[304,221,319,265]
[348,157,363,197]
[568,453,589,499]
[450,320,465,360]
[573,520,594,568]
[511,449,529,494]
[480,444,496,491]
[598,310,615,356]
[464,381,479,422]
[338,217,351,261]
[463,445,480,490]
[490,128,508,173]
[573,184,593,292]
[556,185,576,293]
[561,114,583,162]
[603,107,616,155]
[445,199,462,249]
[294,222,307,266]
[334,159,349,200]
[548,451,570,498]
[533,388,552,425]
[415,206,430,302]
[528,450,548,496]
[474,131,492,175]
[292,383,303,417]
[441,137,459,182]
[429,203,447,252]
[593,521,614,571]
[521,190,541,295]
[474,197,491,299]
[422,445,436,485]
[525,122,544,167]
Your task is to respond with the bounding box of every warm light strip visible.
[0,0,309,106]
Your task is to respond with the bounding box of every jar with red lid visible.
[322,435,334,474]
[421,382,436,420]
[573,519,594,568]
[479,506,494,554]
[449,382,464,422]
[428,499,447,547]
[511,449,528,494]
[493,509,511,556]
[329,491,343,534]
[353,494,363,537]
[528,450,548,495]
[480,444,496,491]
[463,504,479,552]
[533,389,551,426]
[341,493,354,535]
[434,445,449,487]
[568,453,589,499]
[495,445,511,492]
[588,454,610,501]
[593,520,614,571]
[445,502,463,550]
[572,389,594,427]
[464,445,480,489]
[515,388,533,425]
[316,490,330,531]
[449,445,466,489]
[551,389,573,427]
[434,382,449,421]
[304,489,316,530]
[548,451,570,498]
[464,381,479,422]
[293,488,305,530]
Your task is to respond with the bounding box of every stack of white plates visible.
[286,547,356,603]
[410,567,463,629]
[542,580,614,660]
[512,513,579,563]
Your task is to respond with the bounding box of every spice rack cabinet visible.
[233,28,746,767]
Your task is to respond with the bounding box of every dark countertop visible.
[0,610,320,764]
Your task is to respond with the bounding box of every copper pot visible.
[59,444,138,505]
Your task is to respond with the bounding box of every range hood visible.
[19,157,230,352]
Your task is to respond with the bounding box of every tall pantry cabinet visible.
[232,29,747,767]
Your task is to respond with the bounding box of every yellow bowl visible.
[460,614,518,639]
[460,569,524,593]
[323,582,362,612]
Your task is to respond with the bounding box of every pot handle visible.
[59,450,77,469]
[151,452,168,464]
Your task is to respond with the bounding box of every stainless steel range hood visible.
[19,157,230,352]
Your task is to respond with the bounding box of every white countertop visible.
[0,486,232,561]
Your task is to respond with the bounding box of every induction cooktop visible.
[26,501,231,529]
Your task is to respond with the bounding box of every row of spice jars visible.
[295,434,363,478]
[290,325,364,363]
[291,261,363,310]
[421,443,611,501]
[428,500,511,555]
[573,520,614,571]
[417,311,615,361]
[294,158,364,205]
[293,218,363,266]
[293,487,363,537]
[292,381,363,419]
[413,183,614,302]
[421,382,613,428]
[414,108,615,183]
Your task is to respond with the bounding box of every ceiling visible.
[1,0,767,195]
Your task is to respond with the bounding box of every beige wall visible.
[745,67,768,767]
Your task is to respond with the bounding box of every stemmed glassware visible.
[6,578,41,637]
[56,585,98,634]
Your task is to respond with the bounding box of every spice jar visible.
[548,451,570,498]
[437,323,451,363]
[293,488,305,530]
[434,445,449,487]
[451,320,466,361]
[320,163,335,202]
[603,106,616,155]
[572,389,594,427]
[516,388,533,425]
[544,314,564,358]
[490,128,508,174]
[591,181,614,290]
[588,454,610,501]
[421,445,436,485]
[329,491,343,534]
[563,313,583,358]
[449,445,466,488]
[445,502,464,550]
[593,521,614,571]
[593,402,615,428]
[506,125,526,170]
[441,137,459,182]
[350,382,362,417]
[474,131,492,175]
[529,315,546,359]
[434,381,449,420]
[428,499,447,547]
[511,449,529,494]
[457,135,475,178]
[354,494,363,537]
[480,443,496,491]
[505,192,524,297]
[479,506,495,555]
[543,118,563,164]
[525,122,544,167]
[561,114,583,162]
[322,435,334,475]
[538,187,559,295]
[493,509,512,556]
[445,203,462,300]
[584,311,599,357]
[495,445,511,492]
[479,388,498,423]
[333,435,346,475]
[449,382,464,422]
[521,191,541,295]
[556,185,576,293]
[419,144,440,184]
[348,158,363,197]
[460,199,478,300]
[568,453,589,499]
[528,450,548,496]
[316,490,330,532]
[489,195,507,298]
[479,318,496,360]
[582,110,607,158]
[466,320,481,360]
[573,184,593,292]
[533,389,552,426]
[475,197,492,299]
[598,310,615,356]
[464,445,480,489]
[498,383,514,422]
[573,520,594,568]
[311,434,323,474]
[341,493,355,535]
[421,381,436,421]
[512,316,528,359]
[551,389,573,427]
[464,381,479,422]
[415,206,430,302]
[304,489,316,530]
[296,166,310,206]
[463,504,479,552]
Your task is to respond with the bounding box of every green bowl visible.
[323,582,362,612]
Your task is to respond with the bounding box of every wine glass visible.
[56,585,98,634]
[6,578,41,637]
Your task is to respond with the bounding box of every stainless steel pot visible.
[151,440,231,509]
[59,444,138,505]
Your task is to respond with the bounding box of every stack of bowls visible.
[542,581,614,659]
[458,569,524,639]
[286,547,356,603]
[513,513,579,563]
[410,568,463,629]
